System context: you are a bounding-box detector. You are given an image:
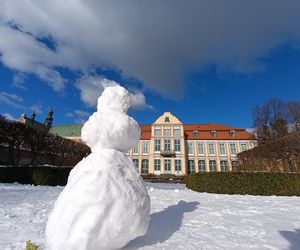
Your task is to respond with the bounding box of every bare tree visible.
[286,100,300,132]
[252,98,288,142]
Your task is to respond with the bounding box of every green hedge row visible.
[0,166,71,186]
[185,172,300,196]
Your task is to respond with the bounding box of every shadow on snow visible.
[124,200,199,249]
[279,228,300,250]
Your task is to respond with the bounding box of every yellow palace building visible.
[50,112,257,176]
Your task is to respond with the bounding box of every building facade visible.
[128,112,257,175]
[49,111,257,175]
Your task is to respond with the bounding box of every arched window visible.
[132,159,139,171]
[210,130,217,137]
[187,160,195,175]
[209,160,217,172]
[141,159,149,175]
[220,160,228,172]
[198,160,206,172]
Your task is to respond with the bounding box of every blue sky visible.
[0,1,300,128]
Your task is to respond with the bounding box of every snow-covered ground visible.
[0,182,300,250]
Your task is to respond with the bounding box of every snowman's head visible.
[97,85,130,114]
[81,85,140,152]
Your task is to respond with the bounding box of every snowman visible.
[45,85,150,250]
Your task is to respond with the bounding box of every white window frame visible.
[197,142,205,155]
[164,126,171,136]
[220,160,228,172]
[209,160,217,172]
[173,126,181,136]
[240,142,248,152]
[141,159,149,175]
[230,143,237,156]
[133,143,139,154]
[187,142,194,155]
[154,158,161,171]
[175,159,181,171]
[142,141,149,154]
[154,139,161,152]
[154,126,162,136]
[132,159,139,170]
[219,143,226,156]
[164,158,171,172]
[198,160,206,172]
[174,139,181,152]
[208,143,216,156]
[164,139,171,151]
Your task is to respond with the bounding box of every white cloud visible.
[0,91,24,108]
[12,72,27,89]
[0,1,300,96]
[75,76,150,109]
[2,112,17,120]
[75,76,118,107]
[66,109,90,124]
[30,104,43,114]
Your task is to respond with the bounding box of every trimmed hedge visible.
[185,172,300,196]
[0,166,71,186]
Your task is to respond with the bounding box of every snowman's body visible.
[45,86,150,250]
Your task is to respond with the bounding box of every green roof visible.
[49,124,83,137]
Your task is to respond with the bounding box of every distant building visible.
[49,112,257,175]
[19,109,54,131]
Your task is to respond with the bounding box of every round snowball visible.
[81,111,140,152]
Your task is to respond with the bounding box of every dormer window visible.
[210,130,217,137]
[229,130,236,137]
[165,116,170,122]
[192,130,199,137]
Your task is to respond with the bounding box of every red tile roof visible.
[183,124,255,140]
[139,124,255,140]
[140,125,152,140]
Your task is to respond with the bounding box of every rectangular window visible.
[174,139,181,152]
[198,160,206,172]
[164,139,171,151]
[141,159,149,175]
[197,142,205,155]
[219,143,226,155]
[154,139,161,152]
[175,159,181,171]
[230,143,237,155]
[154,127,161,136]
[164,127,171,136]
[220,160,228,172]
[174,127,181,136]
[133,144,139,154]
[164,159,171,173]
[240,143,248,152]
[132,159,139,170]
[208,143,215,155]
[187,142,194,154]
[187,160,195,175]
[209,160,217,172]
[142,141,149,154]
[154,159,161,171]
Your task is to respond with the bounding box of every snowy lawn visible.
[0,183,300,250]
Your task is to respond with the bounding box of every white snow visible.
[45,85,150,250]
[1,182,300,250]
